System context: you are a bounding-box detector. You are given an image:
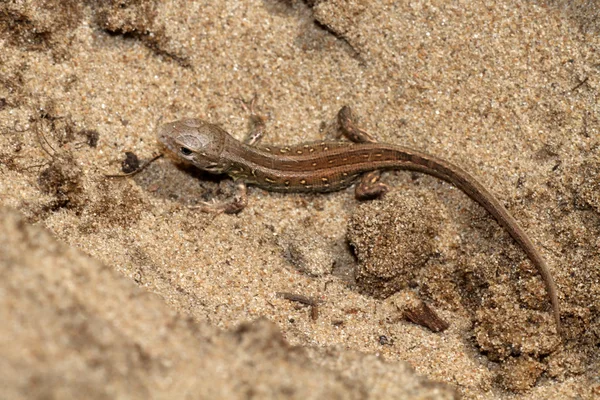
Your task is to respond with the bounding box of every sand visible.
[0,0,599,398]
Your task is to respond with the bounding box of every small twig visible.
[277,292,317,306]
[104,153,163,178]
[403,300,449,333]
[276,291,321,321]
[563,76,589,95]
[34,117,57,159]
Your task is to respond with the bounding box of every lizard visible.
[156,104,561,336]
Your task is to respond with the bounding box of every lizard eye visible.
[179,147,193,156]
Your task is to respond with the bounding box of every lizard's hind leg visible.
[337,106,389,200]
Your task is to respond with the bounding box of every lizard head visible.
[157,119,230,173]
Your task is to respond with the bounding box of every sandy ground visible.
[0,0,599,399]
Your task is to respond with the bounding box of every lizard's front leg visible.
[239,96,267,146]
[337,106,389,200]
[192,181,247,214]
[192,99,266,213]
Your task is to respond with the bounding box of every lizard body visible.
[157,106,561,336]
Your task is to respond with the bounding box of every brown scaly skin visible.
[157,105,562,337]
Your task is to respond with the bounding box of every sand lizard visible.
[157,105,561,336]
